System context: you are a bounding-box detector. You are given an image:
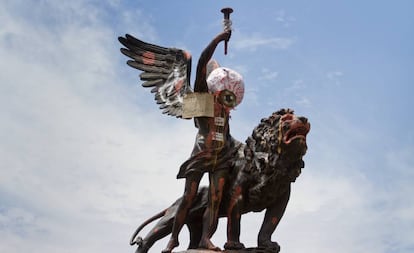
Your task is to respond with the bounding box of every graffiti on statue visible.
[118,7,310,253]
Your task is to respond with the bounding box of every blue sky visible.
[1,1,413,252]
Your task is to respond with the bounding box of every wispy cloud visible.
[326,71,344,86]
[259,68,279,81]
[274,9,296,27]
[0,1,191,252]
[1,2,413,253]
[233,32,295,52]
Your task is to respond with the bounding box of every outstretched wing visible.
[119,34,193,117]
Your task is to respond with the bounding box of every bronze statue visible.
[119,8,245,252]
[128,109,310,253]
[119,8,310,253]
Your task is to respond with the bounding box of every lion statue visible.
[130,108,310,253]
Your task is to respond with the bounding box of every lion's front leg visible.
[257,185,290,251]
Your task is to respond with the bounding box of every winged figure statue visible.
[119,9,311,253]
[119,26,246,253]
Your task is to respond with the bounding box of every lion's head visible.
[244,108,310,183]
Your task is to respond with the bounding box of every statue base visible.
[177,248,279,253]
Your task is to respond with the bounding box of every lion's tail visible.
[130,208,167,246]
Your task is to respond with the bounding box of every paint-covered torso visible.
[176,100,239,179]
[193,101,231,154]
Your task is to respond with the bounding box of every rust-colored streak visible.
[227,185,242,236]
[234,185,242,195]
[183,51,191,60]
[142,51,155,65]
[218,177,225,189]
[175,79,184,92]
[271,216,278,225]
[227,186,242,215]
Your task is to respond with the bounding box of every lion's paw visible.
[258,240,280,252]
[135,244,149,253]
[224,241,246,250]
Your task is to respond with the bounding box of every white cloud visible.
[274,9,296,27]
[233,31,295,52]
[1,2,413,253]
[259,68,279,81]
[0,1,193,252]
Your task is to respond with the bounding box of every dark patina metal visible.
[119,7,310,253]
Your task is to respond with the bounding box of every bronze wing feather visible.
[119,34,193,117]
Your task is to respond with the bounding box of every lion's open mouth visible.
[283,122,310,144]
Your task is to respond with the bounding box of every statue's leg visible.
[162,173,202,253]
[198,170,227,251]
[224,184,245,250]
[257,185,291,251]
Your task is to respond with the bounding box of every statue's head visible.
[207,67,244,109]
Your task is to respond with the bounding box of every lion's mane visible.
[232,108,300,212]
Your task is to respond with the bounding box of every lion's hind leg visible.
[136,219,173,253]
[135,204,179,253]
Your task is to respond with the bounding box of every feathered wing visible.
[119,34,193,117]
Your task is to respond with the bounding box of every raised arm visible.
[194,31,231,92]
